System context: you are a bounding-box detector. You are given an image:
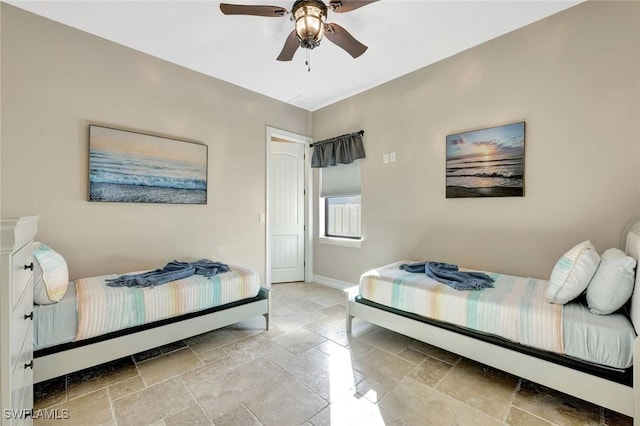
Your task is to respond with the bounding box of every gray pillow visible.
[586,248,636,315]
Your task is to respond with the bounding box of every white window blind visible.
[320,160,361,198]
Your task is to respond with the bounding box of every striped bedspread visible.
[75,264,260,341]
[359,261,563,354]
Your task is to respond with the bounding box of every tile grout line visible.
[60,370,134,405]
[64,375,69,406]
[34,375,71,411]
[110,347,208,403]
[260,352,330,404]
[240,402,264,426]
[501,377,522,423]
[181,328,265,366]
[239,353,329,425]
[512,405,560,425]
[433,356,462,389]
[106,355,145,425]
[105,373,119,426]
[179,374,215,425]
[406,375,511,424]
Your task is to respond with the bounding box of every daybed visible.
[32,258,270,384]
[346,219,640,421]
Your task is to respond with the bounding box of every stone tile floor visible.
[34,282,633,425]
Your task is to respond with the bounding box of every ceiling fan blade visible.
[219,3,287,17]
[277,30,300,61]
[329,0,378,13]
[324,23,368,58]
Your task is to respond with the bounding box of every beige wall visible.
[312,1,640,283]
[0,4,312,280]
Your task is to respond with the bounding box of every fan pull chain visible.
[305,49,311,72]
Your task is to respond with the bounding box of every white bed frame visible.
[34,288,270,383]
[347,221,640,423]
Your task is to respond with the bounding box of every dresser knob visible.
[24,263,34,271]
[24,361,33,370]
[24,312,34,321]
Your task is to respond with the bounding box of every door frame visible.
[265,126,313,287]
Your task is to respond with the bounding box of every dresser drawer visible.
[11,322,33,413]
[11,286,33,375]
[12,242,34,309]
[10,364,32,421]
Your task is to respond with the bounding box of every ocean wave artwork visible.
[89,125,207,204]
[446,122,525,198]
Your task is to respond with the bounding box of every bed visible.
[32,260,270,384]
[346,219,640,420]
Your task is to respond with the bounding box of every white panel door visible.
[270,141,305,283]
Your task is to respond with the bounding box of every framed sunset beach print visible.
[89,125,207,204]
[446,121,525,198]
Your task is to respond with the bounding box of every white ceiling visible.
[7,0,581,111]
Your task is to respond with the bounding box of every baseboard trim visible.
[312,275,355,290]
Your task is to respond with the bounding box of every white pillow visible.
[545,241,600,304]
[586,248,636,315]
[33,242,69,304]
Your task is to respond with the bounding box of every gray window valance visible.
[311,130,366,168]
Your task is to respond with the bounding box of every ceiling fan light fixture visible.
[293,0,327,50]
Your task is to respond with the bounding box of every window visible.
[320,160,361,240]
[325,195,361,238]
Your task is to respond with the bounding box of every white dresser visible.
[1,217,38,426]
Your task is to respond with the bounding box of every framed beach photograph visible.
[89,125,208,204]
[446,121,525,198]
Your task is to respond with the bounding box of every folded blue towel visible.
[399,262,426,274]
[106,259,230,288]
[400,261,494,291]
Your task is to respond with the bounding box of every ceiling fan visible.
[220,0,378,61]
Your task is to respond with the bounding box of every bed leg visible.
[345,288,355,333]
[634,337,640,425]
[264,288,271,330]
[263,312,270,330]
[347,314,354,333]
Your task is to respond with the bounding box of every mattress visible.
[34,264,261,350]
[34,282,78,350]
[359,261,636,369]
